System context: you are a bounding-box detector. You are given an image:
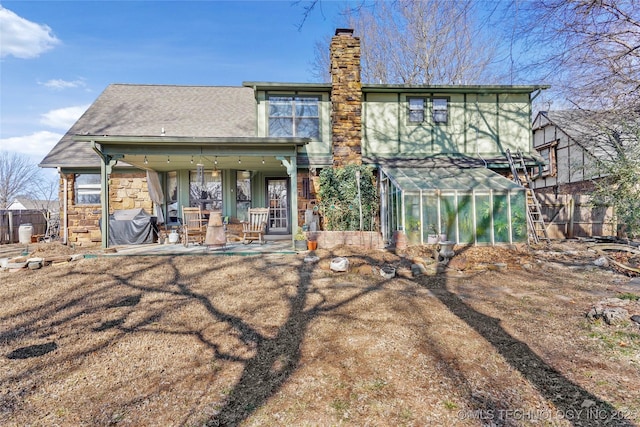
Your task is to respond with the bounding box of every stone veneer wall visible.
[60,172,152,246]
[330,29,362,167]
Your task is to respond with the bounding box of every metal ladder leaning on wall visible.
[505,149,550,244]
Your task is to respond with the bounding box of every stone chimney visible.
[330,28,362,166]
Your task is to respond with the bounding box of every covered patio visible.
[83,135,309,249]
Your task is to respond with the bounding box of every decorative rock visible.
[6,262,27,269]
[602,307,629,325]
[380,266,395,279]
[330,257,349,272]
[28,261,42,270]
[304,255,320,263]
[581,399,596,408]
[70,254,85,262]
[593,257,609,267]
[631,315,640,325]
[586,306,604,320]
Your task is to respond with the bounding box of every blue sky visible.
[0,0,347,164]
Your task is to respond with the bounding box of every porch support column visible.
[92,142,120,249]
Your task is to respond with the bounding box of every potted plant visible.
[294,227,308,251]
[307,232,318,251]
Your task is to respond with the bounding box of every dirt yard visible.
[1,241,639,426]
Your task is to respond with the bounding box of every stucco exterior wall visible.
[363,92,533,158]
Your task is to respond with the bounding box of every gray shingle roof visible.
[540,110,639,161]
[40,84,256,168]
[542,110,638,141]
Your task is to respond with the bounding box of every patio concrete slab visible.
[107,235,297,256]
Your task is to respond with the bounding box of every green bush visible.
[318,165,379,231]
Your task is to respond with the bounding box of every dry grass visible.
[1,242,639,426]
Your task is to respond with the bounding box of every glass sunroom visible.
[380,167,528,245]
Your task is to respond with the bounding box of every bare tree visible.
[505,1,640,235]
[504,0,640,110]
[0,151,44,208]
[311,0,500,84]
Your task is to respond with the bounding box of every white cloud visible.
[0,6,60,59]
[40,78,86,90]
[0,131,62,160]
[40,105,89,130]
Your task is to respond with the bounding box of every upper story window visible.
[408,98,425,123]
[268,96,320,139]
[408,97,448,124]
[538,144,557,177]
[75,173,101,205]
[432,98,448,124]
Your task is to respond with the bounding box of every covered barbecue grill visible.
[107,208,157,246]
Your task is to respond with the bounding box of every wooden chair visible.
[242,208,269,244]
[181,206,206,246]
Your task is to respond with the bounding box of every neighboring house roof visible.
[7,198,59,213]
[535,109,639,162]
[40,84,257,168]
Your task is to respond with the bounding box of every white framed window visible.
[432,98,448,124]
[74,174,101,205]
[268,96,320,138]
[408,97,426,123]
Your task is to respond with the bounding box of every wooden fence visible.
[0,210,49,244]
[536,194,615,239]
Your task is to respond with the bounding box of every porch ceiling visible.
[75,135,308,172]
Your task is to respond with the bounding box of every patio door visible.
[266,178,289,233]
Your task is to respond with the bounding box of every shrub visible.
[318,164,379,231]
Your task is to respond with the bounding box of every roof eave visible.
[243,82,332,92]
[362,84,550,94]
[72,135,311,147]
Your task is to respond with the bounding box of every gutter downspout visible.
[59,167,68,245]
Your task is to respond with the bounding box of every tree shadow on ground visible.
[205,253,389,427]
[421,267,636,427]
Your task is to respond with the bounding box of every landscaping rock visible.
[379,266,395,279]
[330,257,349,272]
[602,307,629,325]
[303,255,319,263]
[28,261,42,270]
[631,315,640,326]
[593,256,609,267]
[6,261,27,269]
